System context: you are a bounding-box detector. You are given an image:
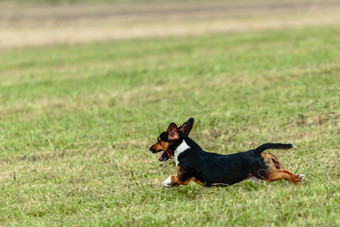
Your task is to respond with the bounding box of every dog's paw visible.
[297,174,305,181]
[162,176,172,188]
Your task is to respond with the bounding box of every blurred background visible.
[1,0,340,50]
[1,1,339,225]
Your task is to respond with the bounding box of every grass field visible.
[1,1,340,226]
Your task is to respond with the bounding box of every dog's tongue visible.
[158,151,169,162]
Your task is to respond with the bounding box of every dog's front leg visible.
[162,175,179,188]
[162,175,194,187]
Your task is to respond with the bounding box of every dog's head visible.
[149,118,194,162]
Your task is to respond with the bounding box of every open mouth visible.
[158,151,169,162]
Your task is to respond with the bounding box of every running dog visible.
[149,118,305,187]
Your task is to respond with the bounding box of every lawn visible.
[0,22,339,225]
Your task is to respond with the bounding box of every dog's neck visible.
[171,132,204,154]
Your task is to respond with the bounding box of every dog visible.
[149,118,305,187]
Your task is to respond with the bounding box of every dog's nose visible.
[149,146,152,151]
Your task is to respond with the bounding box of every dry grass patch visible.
[2,0,340,49]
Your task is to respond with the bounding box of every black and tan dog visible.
[149,118,305,187]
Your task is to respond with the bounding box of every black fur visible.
[172,132,294,186]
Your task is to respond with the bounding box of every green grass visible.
[0,25,339,226]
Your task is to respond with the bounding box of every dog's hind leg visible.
[265,169,304,185]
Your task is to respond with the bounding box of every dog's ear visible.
[179,118,194,136]
[167,123,180,141]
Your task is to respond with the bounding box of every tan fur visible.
[149,136,173,158]
[261,152,301,185]
[168,165,205,187]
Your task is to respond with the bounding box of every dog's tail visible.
[254,143,296,155]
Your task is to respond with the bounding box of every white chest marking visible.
[174,140,190,166]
